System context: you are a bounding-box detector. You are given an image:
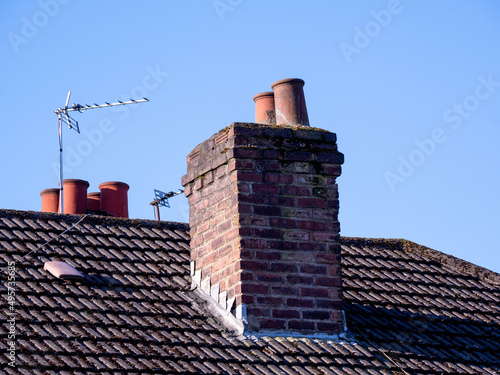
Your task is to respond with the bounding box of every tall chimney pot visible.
[253,92,275,125]
[99,181,129,218]
[40,188,60,213]
[271,78,310,126]
[63,179,90,214]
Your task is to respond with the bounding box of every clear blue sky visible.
[1,1,499,273]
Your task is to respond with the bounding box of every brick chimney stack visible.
[182,79,344,335]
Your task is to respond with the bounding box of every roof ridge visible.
[0,208,189,231]
[341,236,500,286]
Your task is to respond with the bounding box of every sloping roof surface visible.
[0,209,499,375]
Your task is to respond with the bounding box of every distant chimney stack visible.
[99,181,129,218]
[63,179,90,215]
[40,188,60,213]
[271,78,309,126]
[253,92,275,124]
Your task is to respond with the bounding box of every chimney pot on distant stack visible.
[99,181,129,218]
[63,179,90,215]
[87,192,101,212]
[40,188,60,213]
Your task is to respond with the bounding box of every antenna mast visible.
[54,92,148,213]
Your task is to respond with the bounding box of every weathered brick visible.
[235,171,263,182]
[287,298,314,308]
[317,152,344,164]
[294,129,324,141]
[282,186,310,196]
[321,163,342,176]
[240,283,269,294]
[240,215,267,226]
[233,147,261,159]
[302,310,330,320]
[265,173,294,184]
[253,205,281,216]
[298,242,326,252]
[240,238,268,249]
[271,286,300,296]
[259,318,286,330]
[316,299,343,309]
[298,198,325,208]
[253,228,282,239]
[312,232,338,242]
[237,260,269,272]
[255,272,284,283]
[301,287,328,298]
[316,322,342,333]
[287,151,313,161]
[300,264,327,275]
[267,196,295,207]
[268,241,299,251]
[283,230,309,241]
[271,262,298,273]
[256,296,284,306]
[263,127,293,139]
[269,218,297,229]
[255,250,281,261]
[253,184,280,195]
[287,274,314,285]
[298,220,326,231]
[288,320,315,331]
[272,309,300,319]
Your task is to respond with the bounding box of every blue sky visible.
[1,1,499,273]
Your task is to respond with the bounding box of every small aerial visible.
[54,91,149,213]
[150,189,184,221]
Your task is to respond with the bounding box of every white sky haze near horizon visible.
[1,1,500,272]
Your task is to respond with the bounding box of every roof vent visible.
[43,261,84,280]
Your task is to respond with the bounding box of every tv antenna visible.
[54,91,149,213]
[150,189,184,221]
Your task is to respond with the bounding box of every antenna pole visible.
[58,113,64,213]
[58,91,71,213]
[155,204,160,221]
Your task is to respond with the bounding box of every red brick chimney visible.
[182,80,344,335]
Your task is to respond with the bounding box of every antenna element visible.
[150,189,184,221]
[53,92,149,213]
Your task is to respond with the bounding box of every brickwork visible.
[182,122,344,334]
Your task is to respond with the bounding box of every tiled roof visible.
[1,209,499,374]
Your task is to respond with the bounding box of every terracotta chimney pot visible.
[271,78,310,126]
[87,192,101,212]
[40,188,60,213]
[63,179,90,214]
[99,181,129,218]
[253,92,275,124]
